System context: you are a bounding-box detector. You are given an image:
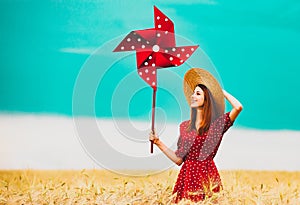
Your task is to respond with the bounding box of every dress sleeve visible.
[175,135,186,159]
[211,112,234,134]
[175,121,191,160]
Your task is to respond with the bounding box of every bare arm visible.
[150,133,183,166]
[223,89,243,122]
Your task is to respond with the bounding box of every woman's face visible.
[190,86,205,108]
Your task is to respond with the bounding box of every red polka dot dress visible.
[172,112,234,203]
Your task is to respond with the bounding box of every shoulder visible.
[210,112,234,133]
[179,120,190,135]
[213,112,231,123]
[179,120,190,129]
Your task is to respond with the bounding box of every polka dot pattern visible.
[113,31,153,53]
[163,46,198,67]
[172,112,234,203]
[113,6,199,89]
[138,66,157,87]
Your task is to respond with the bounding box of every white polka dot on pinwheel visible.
[152,63,156,67]
[141,45,145,49]
[127,38,131,42]
[149,56,152,59]
[145,69,148,73]
[157,16,160,20]
[144,62,148,66]
[158,24,161,28]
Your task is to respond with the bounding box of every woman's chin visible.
[190,104,203,109]
[190,104,198,108]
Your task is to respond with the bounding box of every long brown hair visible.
[187,84,215,135]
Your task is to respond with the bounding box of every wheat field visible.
[0,169,299,204]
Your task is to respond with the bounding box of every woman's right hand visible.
[222,89,243,122]
[149,130,159,145]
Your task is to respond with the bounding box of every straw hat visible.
[183,68,224,118]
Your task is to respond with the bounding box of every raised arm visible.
[223,89,243,122]
[149,132,183,166]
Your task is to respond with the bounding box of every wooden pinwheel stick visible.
[150,87,157,153]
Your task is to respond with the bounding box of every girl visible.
[149,68,243,203]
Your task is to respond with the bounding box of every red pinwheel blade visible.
[136,51,155,68]
[134,29,157,47]
[113,31,153,52]
[137,67,157,89]
[134,29,175,50]
[137,45,199,68]
[154,6,175,47]
[158,45,199,67]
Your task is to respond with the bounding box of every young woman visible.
[149,68,243,203]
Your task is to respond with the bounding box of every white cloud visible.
[60,47,97,55]
[160,0,218,5]
[0,114,300,171]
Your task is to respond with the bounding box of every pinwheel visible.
[113,6,199,153]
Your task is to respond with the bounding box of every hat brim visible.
[183,68,224,118]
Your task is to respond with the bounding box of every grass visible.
[0,169,299,204]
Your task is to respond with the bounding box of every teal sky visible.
[0,0,300,130]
